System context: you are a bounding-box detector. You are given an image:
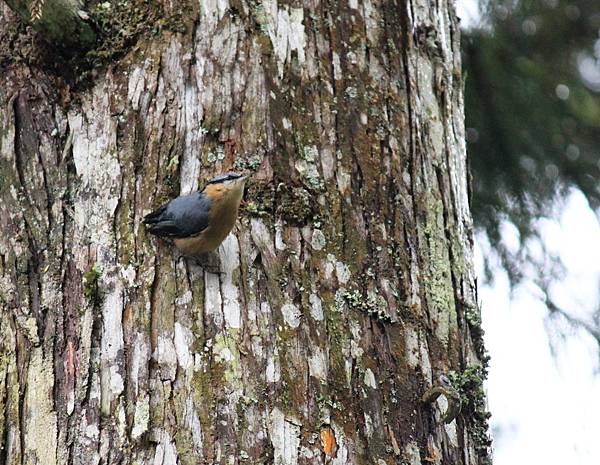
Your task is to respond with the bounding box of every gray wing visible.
[143,191,212,238]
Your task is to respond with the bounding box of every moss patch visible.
[275,183,314,225]
[77,0,192,80]
[243,182,275,218]
[464,301,490,367]
[0,14,31,68]
[83,264,102,302]
[2,0,194,86]
[243,180,316,226]
[450,365,492,465]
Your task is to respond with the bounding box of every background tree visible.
[0,1,490,464]
[463,0,600,344]
[463,0,600,277]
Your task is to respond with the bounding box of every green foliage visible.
[463,0,600,282]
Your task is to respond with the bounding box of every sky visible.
[475,190,600,465]
[454,0,600,462]
[456,0,482,28]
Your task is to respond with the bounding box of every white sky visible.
[476,190,600,465]
[456,0,482,28]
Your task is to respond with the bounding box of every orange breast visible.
[173,184,243,256]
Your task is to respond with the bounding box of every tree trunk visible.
[0,1,489,465]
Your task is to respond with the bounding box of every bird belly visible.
[174,219,235,256]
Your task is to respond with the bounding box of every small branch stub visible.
[422,375,462,424]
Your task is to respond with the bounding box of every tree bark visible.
[0,1,489,465]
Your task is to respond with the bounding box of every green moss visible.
[173,386,202,465]
[173,428,197,465]
[190,354,225,446]
[0,159,16,194]
[318,293,357,424]
[317,393,342,416]
[464,302,491,372]
[243,182,275,218]
[449,365,492,465]
[243,181,316,226]
[87,0,164,59]
[249,1,269,34]
[294,159,324,192]
[213,333,243,389]
[190,291,206,350]
[420,194,457,343]
[76,0,192,84]
[4,0,96,51]
[0,17,31,68]
[161,158,182,201]
[83,264,102,301]
[275,183,314,225]
[464,304,481,328]
[244,201,263,216]
[2,0,194,86]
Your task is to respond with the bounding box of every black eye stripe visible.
[207,172,242,184]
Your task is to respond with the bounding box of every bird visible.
[143,172,248,256]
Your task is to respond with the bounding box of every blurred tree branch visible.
[463,0,600,283]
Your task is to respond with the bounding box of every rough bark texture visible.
[0,1,488,465]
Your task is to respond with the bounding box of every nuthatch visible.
[143,172,247,256]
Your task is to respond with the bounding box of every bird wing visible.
[143,192,212,238]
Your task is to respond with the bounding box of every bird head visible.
[203,172,248,201]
